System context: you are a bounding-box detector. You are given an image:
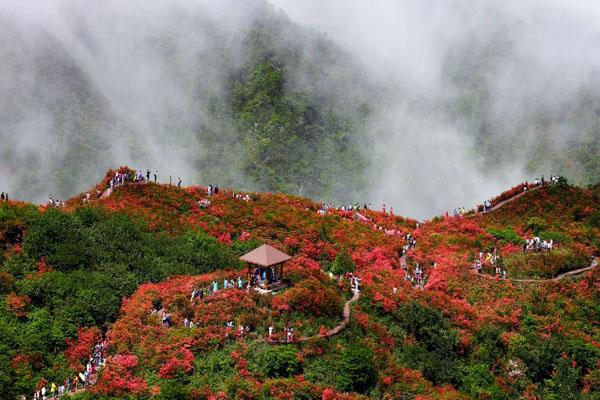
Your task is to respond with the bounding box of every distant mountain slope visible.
[0,0,372,204]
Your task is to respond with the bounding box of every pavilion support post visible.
[265,267,268,290]
[247,263,251,288]
[280,263,284,282]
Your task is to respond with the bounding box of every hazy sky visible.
[269,0,600,217]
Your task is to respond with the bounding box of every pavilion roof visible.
[239,244,291,267]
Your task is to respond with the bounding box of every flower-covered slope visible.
[1,171,600,399]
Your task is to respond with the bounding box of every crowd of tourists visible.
[318,202,375,215]
[190,277,247,302]
[196,184,227,208]
[453,207,468,217]
[155,275,326,343]
[31,337,107,400]
[318,200,420,258]
[317,200,411,244]
[105,169,184,192]
[46,197,66,208]
[206,184,219,196]
[480,174,564,214]
[474,249,508,279]
[197,185,253,206]
[250,267,282,288]
[534,175,562,186]
[197,198,211,208]
[267,325,295,342]
[524,237,554,252]
[482,200,493,213]
[345,272,361,292]
[225,321,250,339]
[402,233,417,255]
[232,192,251,201]
[402,262,426,287]
[152,277,251,331]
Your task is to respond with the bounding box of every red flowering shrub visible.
[64,326,101,371]
[158,346,194,378]
[5,170,599,399]
[36,257,53,275]
[239,231,251,241]
[5,292,31,317]
[273,276,342,317]
[93,354,147,397]
[0,271,15,293]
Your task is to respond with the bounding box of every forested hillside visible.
[0,1,371,204]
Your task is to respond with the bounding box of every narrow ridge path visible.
[472,257,598,283]
[471,186,541,217]
[268,288,360,344]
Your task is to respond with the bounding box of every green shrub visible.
[329,247,355,276]
[261,346,301,378]
[526,217,548,234]
[157,380,190,400]
[588,210,600,229]
[487,227,524,245]
[23,209,92,271]
[459,363,498,398]
[231,238,262,257]
[539,231,569,244]
[395,302,461,385]
[335,344,377,394]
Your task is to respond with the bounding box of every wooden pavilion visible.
[240,244,291,292]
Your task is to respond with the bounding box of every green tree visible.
[329,247,355,276]
[527,217,548,234]
[588,210,600,229]
[262,346,301,378]
[396,302,461,385]
[335,344,377,394]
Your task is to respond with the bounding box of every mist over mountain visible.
[0,0,371,206]
[1,0,600,218]
[273,0,600,214]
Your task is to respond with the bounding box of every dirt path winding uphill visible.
[268,288,360,345]
[355,212,369,222]
[472,257,598,284]
[472,186,541,217]
[100,187,113,199]
[400,254,407,269]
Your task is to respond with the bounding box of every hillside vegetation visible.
[0,170,599,399]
